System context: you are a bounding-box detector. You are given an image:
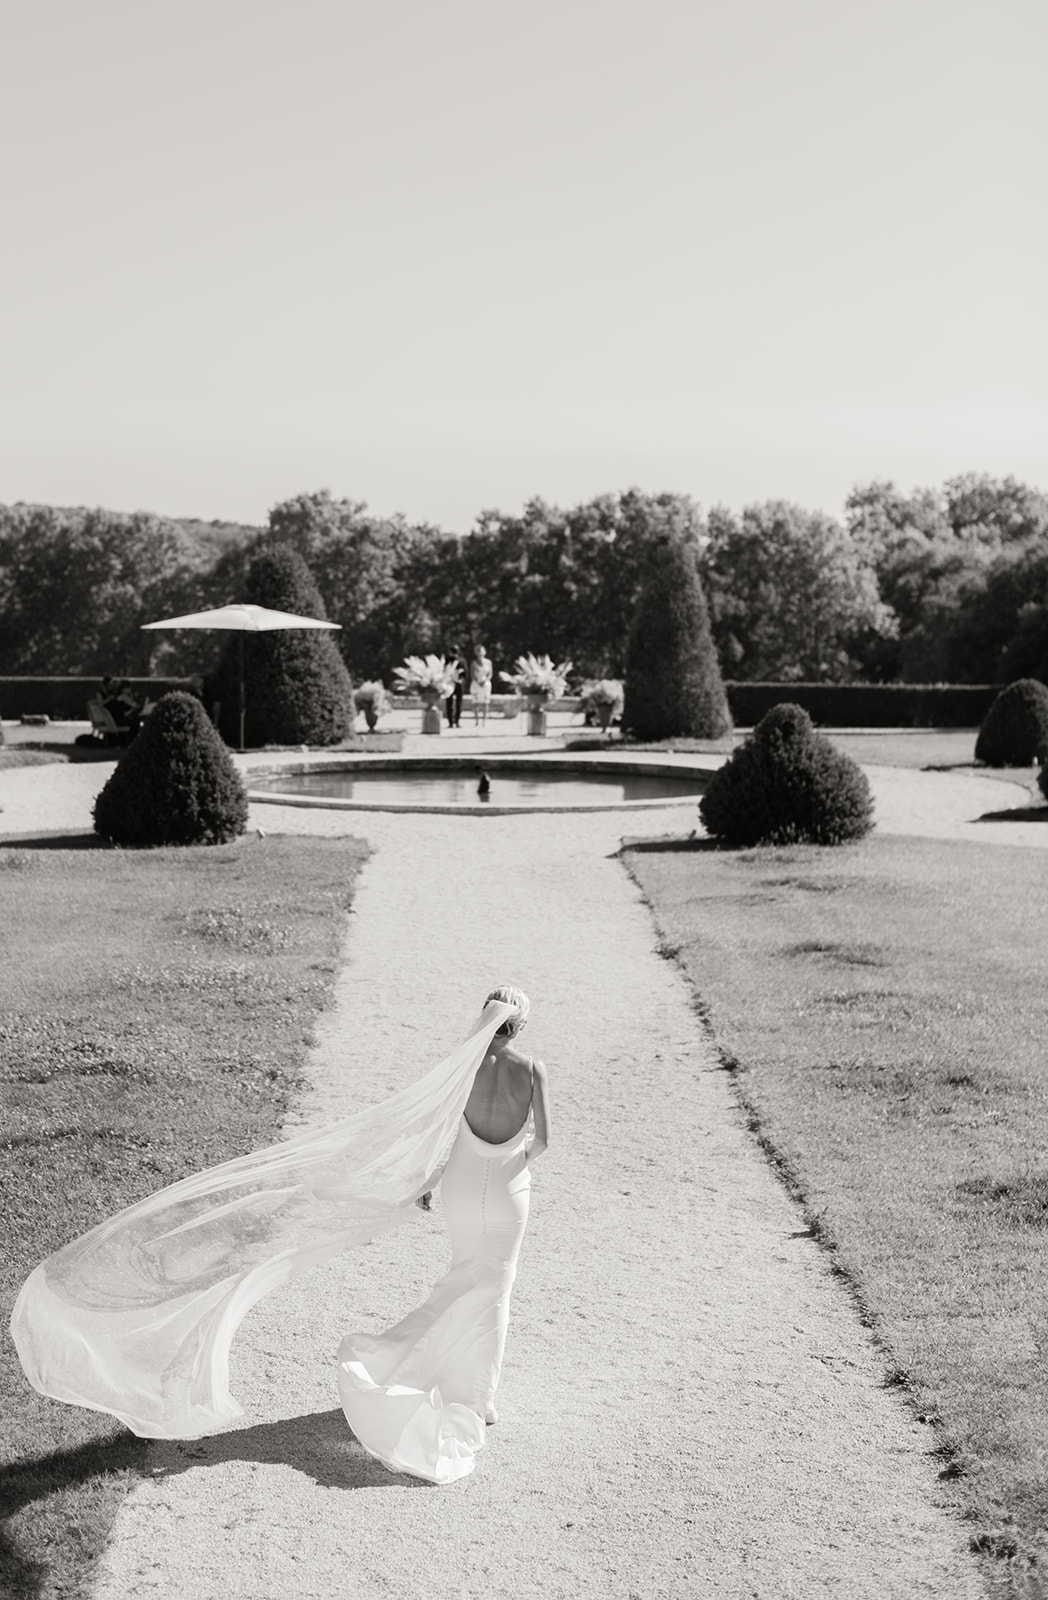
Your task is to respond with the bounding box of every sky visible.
[1,0,1045,533]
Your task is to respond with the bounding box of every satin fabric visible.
[338,1112,531,1483]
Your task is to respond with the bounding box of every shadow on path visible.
[1,1410,423,1598]
[976,804,1048,824]
[0,831,111,849]
[145,1408,431,1492]
[617,833,720,854]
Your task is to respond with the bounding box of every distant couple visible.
[445,645,493,729]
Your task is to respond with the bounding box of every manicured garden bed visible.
[625,832,1048,1588]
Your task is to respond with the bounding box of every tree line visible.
[1,473,1045,688]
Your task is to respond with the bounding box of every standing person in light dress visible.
[470,643,493,728]
[338,984,550,1481]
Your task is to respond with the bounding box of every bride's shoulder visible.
[512,1045,548,1082]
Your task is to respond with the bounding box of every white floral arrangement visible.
[353,680,391,712]
[393,654,461,695]
[499,653,573,697]
[580,678,624,711]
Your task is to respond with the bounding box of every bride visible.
[339,984,550,1480]
[10,984,550,1485]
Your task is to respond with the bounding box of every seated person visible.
[100,677,142,736]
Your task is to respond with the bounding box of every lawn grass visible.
[0,832,369,1600]
[624,832,1048,1595]
[0,751,69,770]
[566,727,1002,769]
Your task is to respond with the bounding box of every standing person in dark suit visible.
[445,646,466,729]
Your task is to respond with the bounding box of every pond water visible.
[251,766,703,808]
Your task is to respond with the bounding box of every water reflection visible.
[253,767,702,807]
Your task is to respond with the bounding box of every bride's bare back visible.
[464,1038,551,1155]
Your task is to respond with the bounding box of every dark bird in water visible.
[476,766,491,800]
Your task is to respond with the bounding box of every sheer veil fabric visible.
[10,999,518,1442]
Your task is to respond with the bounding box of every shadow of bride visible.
[0,1410,429,1595]
[146,1408,433,1491]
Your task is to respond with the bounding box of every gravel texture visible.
[2,730,1035,1599]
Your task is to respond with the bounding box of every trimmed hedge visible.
[622,535,732,740]
[93,692,248,846]
[700,702,874,847]
[207,547,353,748]
[974,679,1048,767]
[724,681,1001,729]
[0,678,196,720]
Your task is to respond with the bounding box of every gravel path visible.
[3,739,1038,1599]
[81,799,986,1600]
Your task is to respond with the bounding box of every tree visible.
[0,504,207,675]
[207,546,354,747]
[845,477,1048,683]
[621,533,731,740]
[704,501,894,682]
[942,474,1048,546]
[265,491,442,681]
[92,692,248,846]
[416,489,710,684]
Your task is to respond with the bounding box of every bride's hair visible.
[485,984,530,1036]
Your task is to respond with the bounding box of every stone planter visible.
[420,689,443,734]
[363,708,379,732]
[525,691,550,737]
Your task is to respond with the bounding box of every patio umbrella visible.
[141,603,342,751]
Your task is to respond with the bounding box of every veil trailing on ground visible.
[10,999,517,1440]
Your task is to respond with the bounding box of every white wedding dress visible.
[10,1001,522,1466]
[338,1108,531,1484]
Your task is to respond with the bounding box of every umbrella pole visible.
[239,633,245,752]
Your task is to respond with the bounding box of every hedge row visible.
[0,677,196,719]
[723,682,1001,728]
[0,676,1004,728]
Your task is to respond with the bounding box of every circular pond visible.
[248,760,708,814]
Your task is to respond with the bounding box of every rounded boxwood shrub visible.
[93,691,248,846]
[974,678,1048,767]
[622,534,732,741]
[700,702,874,847]
[207,545,353,748]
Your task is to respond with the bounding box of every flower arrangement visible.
[393,655,461,696]
[499,653,573,697]
[353,680,391,713]
[580,678,624,711]
[353,680,391,729]
[580,678,624,732]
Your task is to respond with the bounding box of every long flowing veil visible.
[10,999,516,1439]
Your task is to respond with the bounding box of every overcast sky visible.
[1,0,1045,532]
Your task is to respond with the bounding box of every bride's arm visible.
[527,1059,551,1163]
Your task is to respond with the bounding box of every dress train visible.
[338,1114,530,1483]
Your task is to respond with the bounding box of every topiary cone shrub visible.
[93,692,249,846]
[622,534,732,741]
[974,679,1048,767]
[700,702,874,847]
[207,545,353,748]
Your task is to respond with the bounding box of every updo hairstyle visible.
[485,984,531,1037]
